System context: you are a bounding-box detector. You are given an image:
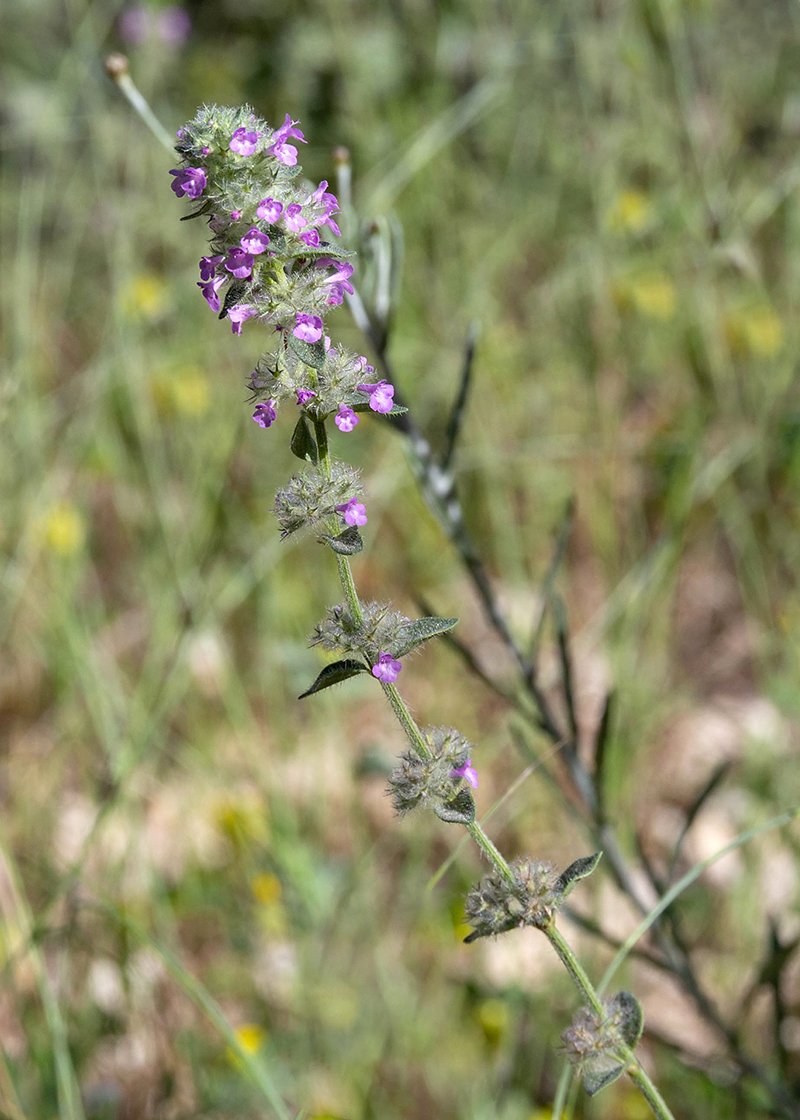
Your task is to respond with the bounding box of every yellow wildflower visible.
[726,304,783,358]
[121,273,170,321]
[41,503,85,557]
[607,189,653,235]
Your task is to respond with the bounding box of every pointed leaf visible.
[318,527,364,555]
[218,280,247,318]
[180,200,214,220]
[393,617,459,658]
[261,224,286,254]
[608,990,644,1050]
[553,851,602,901]
[434,788,475,825]
[349,399,408,416]
[583,1063,626,1096]
[290,415,317,463]
[287,333,327,370]
[298,659,367,699]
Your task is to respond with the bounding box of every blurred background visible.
[3,0,800,1117]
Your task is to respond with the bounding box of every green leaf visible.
[218,280,247,318]
[180,200,214,220]
[349,397,408,416]
[583,1063,626,1097]
[285,243,355,263]
[393,617,459,658]
[318,527,364,555]
[287,333,327,370]
[608,990,644,1050]
[298,659,367,699]
[290,415,317,463]
[434,788,476,824]
[262,224,286,254]
[553,851,602,901]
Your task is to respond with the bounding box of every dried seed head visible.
[463,858,560,940]
[387,726,474,816]
[311,601,410,659]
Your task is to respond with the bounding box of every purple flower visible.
[230,209,242,221]
[335,406,359,432]
[357,379,395,414]
[335,497,368,526]
[157,6,191,44]
[169,167,206,199]
[240,227,270,255]
[197,276,224,312]
[318,260,354,296]
[371,651,402,683]
[256,198,283,223]
[311,180,339,215]
[284,203,305,233]
[296,389,317,405]
[253,400,277,428]
[293,313,323,343]
[450,758,479,789]
[224,248,254,279]
[229,127,260,156]
[320,215,342,237]
[267,114,306,166]
[300,230,321,248]
[227,305,257,335]
[199,254,224,281]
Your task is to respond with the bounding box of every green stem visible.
[312,415,673,1120]
[545,922,675,1120]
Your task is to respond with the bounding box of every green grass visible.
[2,1,800,1117]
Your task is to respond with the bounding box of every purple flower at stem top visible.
[225,248,254,278]
[253,401,277,428]
[229,127,260,156]
[257,198,283,223]
[240,228,270,255]
[268,114,306,166]
[293,313,324,343]
[335,406,359,433]
[335,498,368,527]
[169,167,206,199]
[227,305,257,335]
[450,758,479,789]
[372,652,402,683]
[197,275,224,312]
[199,254,224,281]
[357,379,395,414]
[296,389,317,405]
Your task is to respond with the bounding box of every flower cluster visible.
[463,858,561,941]
[273,463,363,539]
[561,991,643,1095]
[170,105,397,440]
[388,727,477,816]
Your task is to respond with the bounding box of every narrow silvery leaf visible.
[298,659,367,699]
[583,1063,626,1097]
[180,200,213,220]
[434,788,475,824]
[319,527,364,555]
[287,333,327,370]
[350,400,408,416]
[609,990,644,1050]
[290,415,317,463]
[553,851,602,900]
[393,617,459,658]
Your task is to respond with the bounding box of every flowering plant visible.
[168,103,675,1120]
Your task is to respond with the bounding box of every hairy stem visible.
[314,417,672,1120]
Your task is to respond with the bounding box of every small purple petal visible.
[197,275,224,312]
[256,197,283,223]
[227,305,257,335]
[335,497,368,526]
[199,254,224,281]
[169,167,206,199]
[335,406,359,433]
[296,389,318,405]
[253,400,277,428]
[450,758,479,789]
[224,248,254,279]
[240,227,270,255]
[292,313,324,343]
[229,127,260,156]
[300,230,320,247]
[284,203,305,232]
[371,651,402,683]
